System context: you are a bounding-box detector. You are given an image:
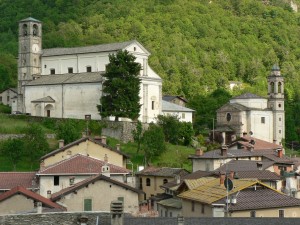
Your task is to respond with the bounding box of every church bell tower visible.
[267,65,285,145]
[17,17,42,113]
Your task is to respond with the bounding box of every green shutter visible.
[84,199,92,211]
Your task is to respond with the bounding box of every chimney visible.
[102,164,111,177]
[40,161,45,170]
[221,145,228,157]
[175,175,180,184]
[177,215,184,225]
[78,215,89,225]
[116,144,120,151]
[111,201,124,225]
[47,190,51,199]
[242,132,247,137]
[58,140,64,148]
[94,136,102,141]
[229,171,234,180]
[277,148,283,158]
[273,140,277,144]
[257,162,263,170]
[36,202,42,214]
[104,154,108,163]
[195,148,203,156]
[220,173,225,186]
[101,136,107,145]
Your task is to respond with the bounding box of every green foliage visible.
[179,122,194,146]
[132,120,143,153]
[0,104,11,114]
[1,138,24,171]
[23,123,49,169]
[142,124,166,165]
[98,50,141,121]
[55,120,82,145]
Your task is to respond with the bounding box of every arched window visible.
[146,178,151,186]
[163,179,168,184]
[22,24,28,36]
[33,24,38,36]
[278,82,282,93]
[270,82,275,93]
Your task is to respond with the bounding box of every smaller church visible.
[216,65,285,145]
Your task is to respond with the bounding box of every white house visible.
[0,88,17,107]
[162,100,194,123]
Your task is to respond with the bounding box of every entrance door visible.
[47,110,50,117]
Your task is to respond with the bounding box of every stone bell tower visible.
[267,64,285,145]
[17,17,42,113]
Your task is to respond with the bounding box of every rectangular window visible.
[68,67,73,73]
[279,209,284,218]
[191,201,195,212]
[201,204,205,214]
[152,101,155,110]
[169,211,172,217]
[0,96,2,102]
[54,176,59,186]
[86,66,92,72]
[250,211,256,217]
[117,197,124,202]
[165,210,167,217]
[50,69,55,74]
[7,96,9,102]
[261,117,265,124]
[84,199,92,211]
[182,113,185,119]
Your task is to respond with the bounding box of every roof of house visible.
[157,197,182,209]
[136,166,189,178]
[232,92,265,99]
[0,186,64,210]
[232,171,281,181]
[37,154,130,175]
[0,88,17,95]
[216,160,275,172]
[26,72,103,86]
[51,174,143,201]
[162,95,188,103]
[184,177,216,190]
[162,100,195,112]
[215,188,300,211]
[0,172,38,190]
[42,40,149,56]
[178,178,271,204]
[233,135,282,150]
[40,136,129,160]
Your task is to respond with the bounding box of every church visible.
[12,17,162,123]
[216,65,285,145]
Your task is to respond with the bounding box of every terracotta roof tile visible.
[237,136,282,150]
[0,172,37,190]
[136,167,189,177]
[216,160,275,172]
[38,154,130,175]
[0,186,65,210]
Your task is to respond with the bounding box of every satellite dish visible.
[224,177,233,191]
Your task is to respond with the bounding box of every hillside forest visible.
[1,0,300,146]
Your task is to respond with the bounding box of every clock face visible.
[32,44,39,53]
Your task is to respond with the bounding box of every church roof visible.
[19,17,41,23]
[232,92,265,99]
[42,40,149,56]
[162,100,195,112]
[31,96,55,103]
[25,72,103,86]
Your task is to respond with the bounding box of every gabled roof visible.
[233,136,282,150]
[215,188,300,211]
[20,17,41,23]
[31,96,55,103]
[51,174,143,201]
[136,166,189,178]
[157,197,182,209]
[233,170,281,181]
[216,160,275,172]
[162,95,188,103]
[40,137,129,160]
[0,172,37,190]
[0,88,17,95]
[26,72,103,86]
[184,177,216,190]
[37,154,130,175]
[42,40,150,56]
[162,100,195,112]
[178,178,270,204]
[232,92,265,99]
[0,186,64,210]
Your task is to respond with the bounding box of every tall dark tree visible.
[98,50,141,121]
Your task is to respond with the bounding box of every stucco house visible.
[40,136,129,168]
[37,154,130,198]
[0,88,17,107]
[14,17,162,123]
[178,178,300,218]
[51,174,143,214]
[0,186,64,215]
[161,100,195,123]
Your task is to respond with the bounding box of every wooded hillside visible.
[1,0,300,144]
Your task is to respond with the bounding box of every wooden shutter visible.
[84,199,92,211]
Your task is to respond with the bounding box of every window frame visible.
[84,198,92,211]
[279,209,284,218]
[50,69,55,75]
[54,176,59,186]
[146,178,151,186]
[86,66,92,72]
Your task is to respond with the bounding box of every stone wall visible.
[0,134,55,141]
[0,212,111,225]
[102,121,149,143]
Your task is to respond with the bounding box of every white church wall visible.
[249,110,273,143]
[230,98,268,109]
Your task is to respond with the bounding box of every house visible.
[0,88,17,107]
[178,177,300,218]
[0,186,64,215]
[0,172,38,194]
[216,65,285,145]
[135,167,189,200]
[37,154,130,198]
[14,17,162,123]
[40,136,129,168]
[162,95,188,107]
[161,100,195,123]
[51,174,143,214]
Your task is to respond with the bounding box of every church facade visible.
[216,65,285,145]
[13,17,162,123]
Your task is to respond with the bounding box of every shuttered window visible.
[84,199,92,211]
